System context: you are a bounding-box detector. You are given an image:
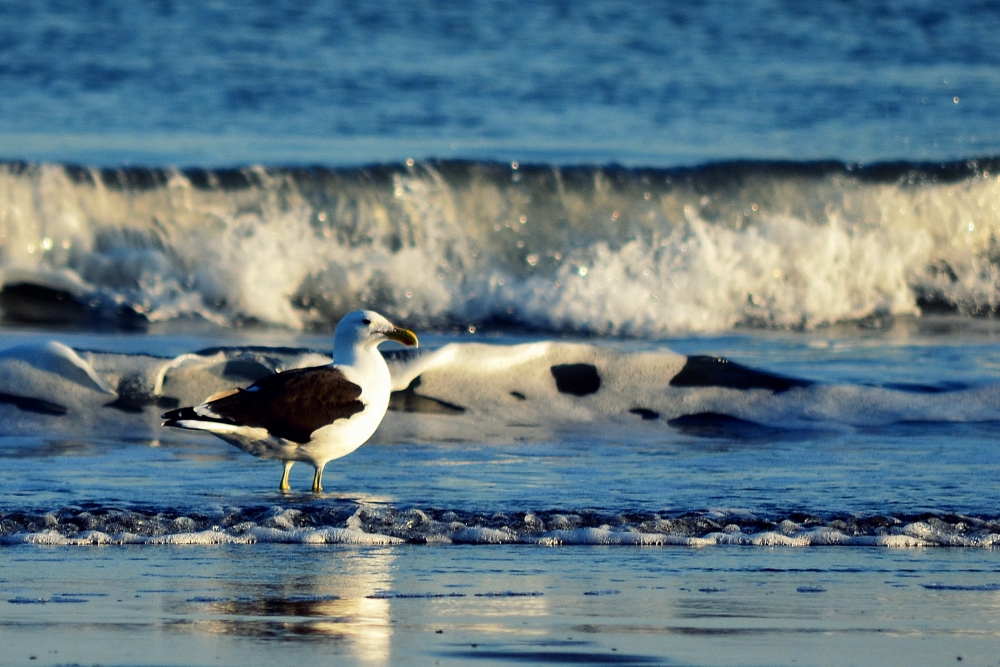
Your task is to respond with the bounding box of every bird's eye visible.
[362,318,371,325]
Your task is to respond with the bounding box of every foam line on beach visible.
[3,505,998,548]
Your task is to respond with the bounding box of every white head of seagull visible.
[161,309,417,493]
[333,310,419,364]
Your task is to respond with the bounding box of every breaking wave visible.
[3,158,1000,335]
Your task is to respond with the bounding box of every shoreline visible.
[4,543,997,666]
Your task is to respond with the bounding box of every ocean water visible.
[2,0,1000,166]
[3,2,1000,666]
[4,323,1000,666]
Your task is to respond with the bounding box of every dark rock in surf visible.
[550,364,601,396]
[0,392,68,416]
[667,412,785,439]
[670,355,810,393]
[388,376,466,414]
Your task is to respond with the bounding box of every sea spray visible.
[2,159,1000,334]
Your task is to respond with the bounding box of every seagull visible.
[162,310,418,492]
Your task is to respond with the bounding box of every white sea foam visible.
[4,516,995,548]
[4,337,1000,443]
[4,494,998,549]
[3,161,1000,334]
[0,526,403,546]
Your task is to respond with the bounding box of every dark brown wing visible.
[163,366,364,444]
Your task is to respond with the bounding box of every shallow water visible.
[2,317,999,542]
[5,544,1000,666]
[2,312,1000,666]
[0,319,1000,541]
[3,1,1000,664]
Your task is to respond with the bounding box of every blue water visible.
[2,324,1000,664]
[2,3,1000,665]
[1,320,999,547]
[2,0,999,165]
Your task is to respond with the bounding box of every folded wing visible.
[162,366,364,443]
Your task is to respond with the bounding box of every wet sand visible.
[3,543,999,666]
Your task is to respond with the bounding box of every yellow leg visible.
[311,464,325,493]
[280,461,294,492]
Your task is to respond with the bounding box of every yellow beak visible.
[385,326,419,348]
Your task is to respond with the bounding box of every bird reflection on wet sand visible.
[166,547,395,663]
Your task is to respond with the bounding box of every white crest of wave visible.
[513,211,922,333]
[3,162,1000,333]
